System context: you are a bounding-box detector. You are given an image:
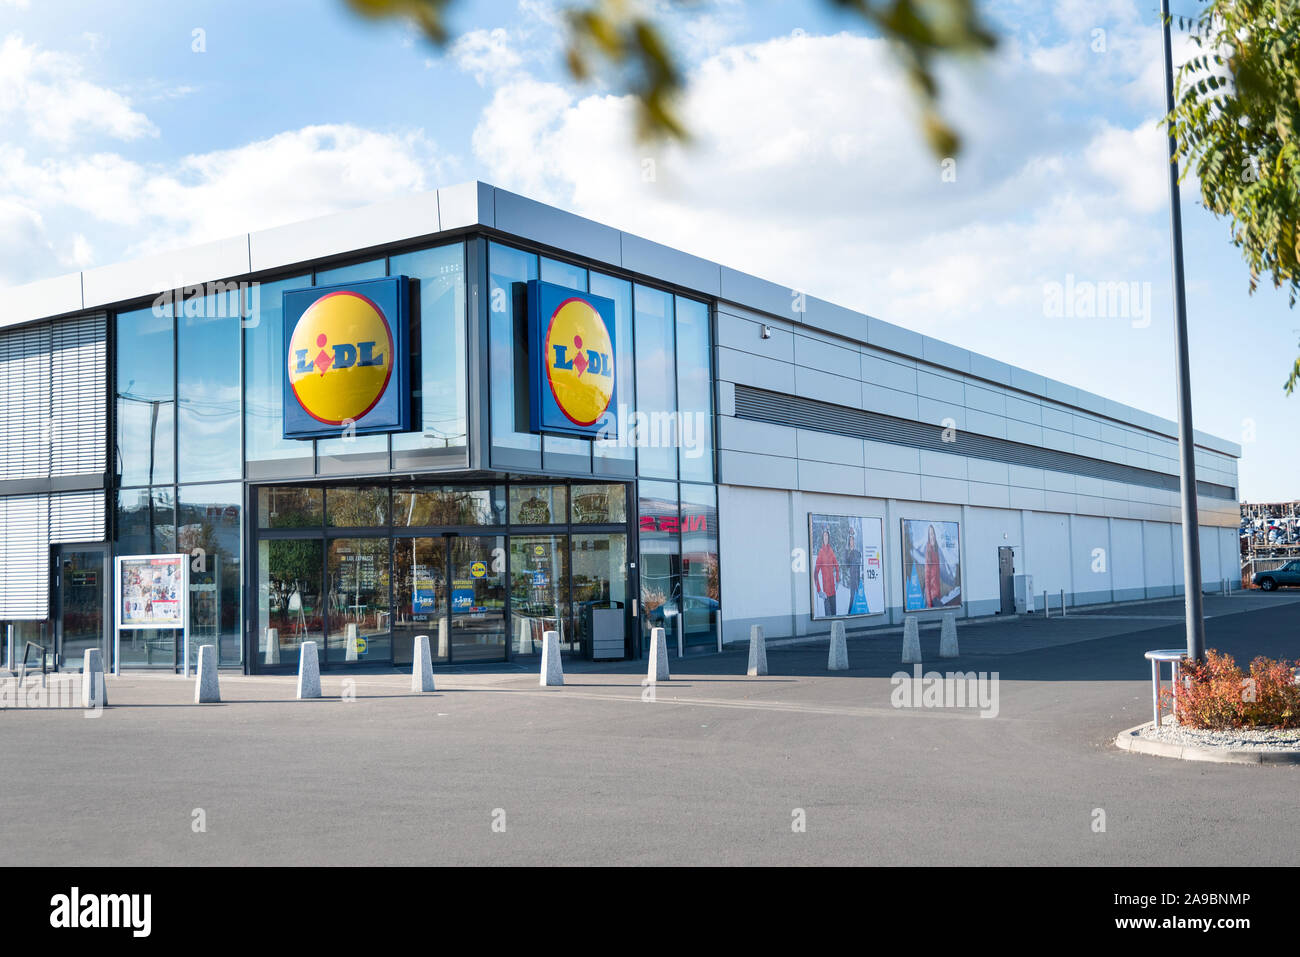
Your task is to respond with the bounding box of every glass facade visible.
[99,231,716,672]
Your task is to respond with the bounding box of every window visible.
[393,487,505,526]
[390,243,467,461]
[509,485,567,525]
[178,483,242,666]
[177,288,241,483]
[675,297,713,483]
[633,286,677,479]
[488,243,540,462]
[590,272,635,474]
[244,275,312,471]
[116,306,175,487]
[325,487,390,528]
[540,257,591,470]
[570,484,626,524]
[258,487,322,529]
[637,480,679,650]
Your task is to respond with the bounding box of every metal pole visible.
[1160,0,1206,661]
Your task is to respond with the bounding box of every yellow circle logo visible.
[470,561,486,579]
[287,291,394,426]
[545,298,614,427]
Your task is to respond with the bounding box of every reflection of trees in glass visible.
[327,487,389,527]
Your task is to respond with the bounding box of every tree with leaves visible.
[1168,1,1300,392]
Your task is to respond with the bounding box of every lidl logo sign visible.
[527,279,618,439]
[282,277,410,438]
[469,561,487,579]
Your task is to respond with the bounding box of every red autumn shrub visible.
[1163,649,1300,730]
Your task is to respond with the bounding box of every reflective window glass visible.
[325,486,390,528]
[570,484,626,524]
[178,288,241,483]
[393,486,505,526]
[488,243,540,459]
[509,485,567,525]
[590,272,635,471]
[258,487,322,529]
[244,275,312,467]
[675,296,713,483]
[116,306,174,487]
[390,243,467,455]
[633,286,676,479]
[178,482,243,666]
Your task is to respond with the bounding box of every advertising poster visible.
[809,513,885,620]
[119,555,185,628]
[902,519,962,611]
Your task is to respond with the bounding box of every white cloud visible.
[452,27,524,85]
[0,33,155,146]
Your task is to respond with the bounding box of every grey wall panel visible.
[438,181,493,230]
[621,233,721,297]
[796,428,863,466]
[798,459,866,496]
[795,365,859,408]
[719,267,796,319]
[493,188,622,266]
[860,352,917,393]
[50,314,107,476]
[866,317,923,358]
[715,309,794,361]
[716,346,796,393]
[719,415,798,457]
[968,351,1013,386]
[718,449,799,489]
[794,334,859,379]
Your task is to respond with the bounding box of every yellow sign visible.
[470,561,487,578]
[287,291,394,426]
[544,297,615,427]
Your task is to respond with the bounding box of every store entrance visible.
[252,481,633,671]
[392,534,507,665]
[53,544,109,672]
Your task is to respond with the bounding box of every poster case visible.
[808,513,885,620]
[901,519,962,611]
[114,554,191,676]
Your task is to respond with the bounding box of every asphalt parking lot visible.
[2,593,1297,866]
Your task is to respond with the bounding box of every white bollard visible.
[264,626,280,665]
[345,622,359,662]
[296,641,321,699]
[649,626,670,682]
[1043,590,1050,619]
[540,629,564,686]
[195,643,220,703]
[939,612,958,658]
[828,620,849,671]
[437,618,449,658]
[747,624,768,676]
[902,617,922,664]
[81,648,107,709]
[1060,589,1066,617]
[412,634,435,693]
[517,616,531,655]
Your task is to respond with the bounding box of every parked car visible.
[1253,560,1300,591]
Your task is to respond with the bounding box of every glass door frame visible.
[51,542,111,673]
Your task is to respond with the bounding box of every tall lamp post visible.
[1160,0,1207,661]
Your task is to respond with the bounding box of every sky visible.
[0,0,1294,501]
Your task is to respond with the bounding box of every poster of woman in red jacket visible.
[809,513,885,620]
[903,519,962,611]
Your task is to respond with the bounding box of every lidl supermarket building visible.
[0,181,1242,674]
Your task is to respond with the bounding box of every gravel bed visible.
[1139,716,1300,751]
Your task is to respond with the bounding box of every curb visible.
[1114,722,1300,765]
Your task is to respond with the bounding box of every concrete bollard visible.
[296,641,321,699]
[195,644,220,703]
[412,634,435,693]
[437,618,449,659]
[345,622,359,662]
[747,624,768,676]
[1060,589,1066,617]
[649,626,670,682]
[902,617,922,664]
[828,620,849,671]
[81,648,107,709]
[517,616,531,655]
[939,612,958,658]
[264,626,280,665]
[540,629,564,686]
[1043,590,1050,619]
